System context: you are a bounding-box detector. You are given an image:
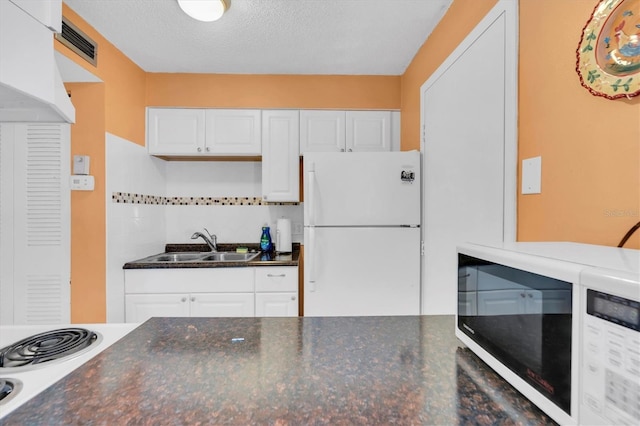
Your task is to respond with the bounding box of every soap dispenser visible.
[260,225,273,252]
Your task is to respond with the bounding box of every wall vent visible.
[55,17,98,67]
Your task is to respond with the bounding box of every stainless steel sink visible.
[146,252,205,262]
[200,252,260,262]
[136,251,259,263]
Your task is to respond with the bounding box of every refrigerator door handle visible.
[308,226,316,291]
[308,167,316,226]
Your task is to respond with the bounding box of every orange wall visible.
[146,73,400,112]
[401,0,639,249]
[400,0,498,151]
[55,4,146,322]
[518,0,639,248]
[66,83,106,323]
[55,5,146,145]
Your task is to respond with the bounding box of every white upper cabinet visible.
[205,109,261,155]
[301,110,393,154]
[346,111,391,152]
[147,108,205,155]
[147,108,261,156]
[148,108,397,157]
[300,110,346,153]
[262,110,300,202]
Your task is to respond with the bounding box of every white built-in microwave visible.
[455,241,639,426]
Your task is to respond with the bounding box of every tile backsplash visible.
[112,193,295,206]
[105,135,303,322]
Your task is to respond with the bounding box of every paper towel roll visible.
[276,218,292,253]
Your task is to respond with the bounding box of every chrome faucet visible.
[191,228,217,252]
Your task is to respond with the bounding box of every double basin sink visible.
[136,251,260,264]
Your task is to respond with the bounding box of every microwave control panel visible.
[580,288,640,426]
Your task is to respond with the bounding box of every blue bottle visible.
[260,226,273,252]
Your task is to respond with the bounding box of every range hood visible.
[0,0,75,123]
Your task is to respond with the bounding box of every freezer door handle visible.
[308,227,316,291]
[307,168,316,226]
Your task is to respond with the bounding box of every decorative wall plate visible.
[576,0,640,99]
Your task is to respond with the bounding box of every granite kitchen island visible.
[0,316,556,425]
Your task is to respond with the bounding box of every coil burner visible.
[0,378,22,405]
[0,328,101,371]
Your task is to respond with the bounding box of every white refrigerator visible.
[303,151,421,316]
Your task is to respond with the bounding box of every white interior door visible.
[420,0,518,315]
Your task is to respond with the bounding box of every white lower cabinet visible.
[125,293,255,322]
[255,266,298,317]
[124,266,298,322]
[190,293,254,317]
[125,294,191,321]
[255,293,297,317]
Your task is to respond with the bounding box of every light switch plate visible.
[73,155,90,175]
[522,156,542,194]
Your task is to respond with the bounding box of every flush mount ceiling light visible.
[177,0,227,22]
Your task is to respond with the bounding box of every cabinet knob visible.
[291,296,296,301]
[205,147,210,152]
[197,147,202,152]
[348,148,353,152]
[191,297,196,302]
[340,148,345,152]
[520,293,526,298]
[181,297,187,302]
[267,274,286,278]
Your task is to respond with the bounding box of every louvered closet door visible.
[12,124,70,324]
[0,124,16,324]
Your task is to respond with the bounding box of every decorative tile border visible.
[112,192,298,206]
[112,193,165,204]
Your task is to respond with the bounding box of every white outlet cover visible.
[522,156,542,194]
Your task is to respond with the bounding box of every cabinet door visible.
[125,294,190,323]
[458,292,477,316]
[190,293,255,317]
[299,110,346,154]
[477,289,525,316]
[255,293,298,317]
[205,109,261,155]
[147,108,205,155]
[525,289,572,314]
[345,111,391,152]
[262,110,299,202]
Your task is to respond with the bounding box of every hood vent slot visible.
[55,17,98,67]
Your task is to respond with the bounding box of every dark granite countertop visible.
[0,316,556,425]
[123,243,300,269]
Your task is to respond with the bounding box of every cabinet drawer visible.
[125,268,254,293]
[255,267,297,292]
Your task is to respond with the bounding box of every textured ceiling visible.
[63,0,453,75]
